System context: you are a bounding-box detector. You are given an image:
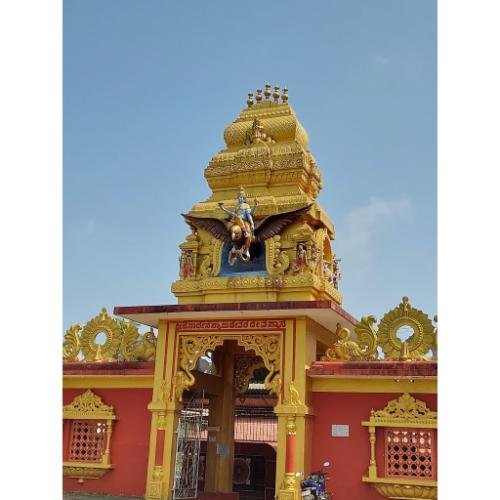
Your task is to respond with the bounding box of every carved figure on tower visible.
[292,243,308,274]
[218,187,257,239]
[179,250,195,279]
[331,256,341,289]
[182,189,311,266]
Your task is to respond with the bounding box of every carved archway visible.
[171,319,284,403]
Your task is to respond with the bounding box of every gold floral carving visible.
[63,389,116,420]
[63,323,82,361]
[354,315,379,359]
[368,393,437,427]
[286,415,297,436]
[147,465,164,498]
[371,481,437,500]
[171,273,343,304]
[378,297,435,360]
[282,471,298,490]
[279,472,300,500]
[63,464,110,482]
[157,412,167,430]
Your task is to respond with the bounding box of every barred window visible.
[67,420,107,463]
[385,428,436,480]
[62,390,116,482]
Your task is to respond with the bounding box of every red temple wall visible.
[310,392,437,500]
[63,387,152,497]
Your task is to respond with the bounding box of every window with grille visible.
[385,428,436,480]
[62,390,116,482]
[361,393,437,497]
[67,420,107,463]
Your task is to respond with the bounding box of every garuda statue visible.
[182,188,311,265]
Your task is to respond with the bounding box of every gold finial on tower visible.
[246,92,254,107]
[255,88,263,103]
[264,83,272,100]
[281,87,288,104]
[273,86,280,103]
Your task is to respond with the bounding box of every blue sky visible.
[64,0,436,328]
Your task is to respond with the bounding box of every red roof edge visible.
[113,300,359,324]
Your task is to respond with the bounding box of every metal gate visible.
[172,392,206,499]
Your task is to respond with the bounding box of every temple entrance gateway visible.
[173,333,281,497]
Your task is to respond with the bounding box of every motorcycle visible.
[300,461,331,500]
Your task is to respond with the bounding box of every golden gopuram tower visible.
[171,84,341,305]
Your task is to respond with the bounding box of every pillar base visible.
[278,472,301,500]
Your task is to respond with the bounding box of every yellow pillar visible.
[275,317,314,495]
[145,320,181,500]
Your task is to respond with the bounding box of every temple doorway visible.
[177,339,278,499]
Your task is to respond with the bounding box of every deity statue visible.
[218,187,258,239]
[179,251,195,279]
[198,254,213,277]
[308,242,320,272]
[323,261,333,282]
[182,189,311,265]
[331,256,341,289]
[244,118,275,146]
[293,243,308,274]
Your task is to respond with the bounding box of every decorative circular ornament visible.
[233,457,251,485]
[80,308,122,361]
[377,297,435,360]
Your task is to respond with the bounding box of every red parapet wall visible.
[310,392,437,500]
[63,387,152,497]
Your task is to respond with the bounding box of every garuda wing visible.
[254,204,313,242]
[181,214,232,242]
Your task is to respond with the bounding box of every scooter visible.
[300,461,331,500]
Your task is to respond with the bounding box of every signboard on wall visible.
[331,424,349,437]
